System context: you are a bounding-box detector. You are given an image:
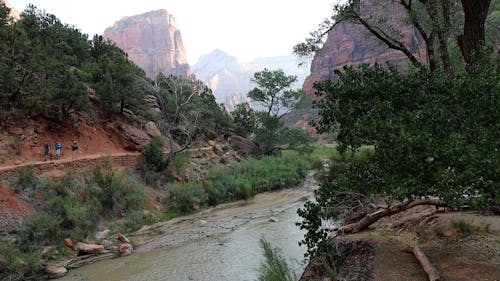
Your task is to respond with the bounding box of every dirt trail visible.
[0,146,214,179]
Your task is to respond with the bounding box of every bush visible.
[140,137,166,172]
[170,151,191,172]
[13,165,40,194]
[170,181,207,212]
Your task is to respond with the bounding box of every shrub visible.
[13,165,40,194]
[170,181,207,212]
[140,137,166,172]
[170,151,191,172]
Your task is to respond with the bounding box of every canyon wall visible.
[104,9,191,79]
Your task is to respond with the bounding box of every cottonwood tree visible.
[294,0,493,75]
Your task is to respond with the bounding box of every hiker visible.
[43,143,50,161]
[55,141,62,159]
[71,140,79,160]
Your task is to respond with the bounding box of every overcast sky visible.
[8,0,336,65]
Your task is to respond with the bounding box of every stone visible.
[117,233,130,243]
[145,121,162,138]
[228,135,258,154]
[75,242,104,255]
[199,220,207,225]
[208,140,216,146]
[213,144,224,156]
[46,265,67,279]
[64,238,74,250]
[95,229,110,240]
[104,10,191,79]
[14,160,23,165]
[119,243,134,256]
[268,217,278,223]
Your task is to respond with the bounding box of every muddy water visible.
[63,205,306,281]
[61,174,317,281]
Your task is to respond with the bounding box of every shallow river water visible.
[62,195,309,281]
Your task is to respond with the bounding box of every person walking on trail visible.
[55,141,62,159]
[43,143,50,161]
[71,140,79,160]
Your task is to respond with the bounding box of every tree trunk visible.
[458,0,491,64]
[405,246,440,281]
[337,199,447,233]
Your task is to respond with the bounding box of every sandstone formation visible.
[75,242,104,255]
[104,10,191,79]
[303,0,426,98]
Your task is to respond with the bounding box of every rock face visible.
[192,49,309,109]
[104,10,191,79]
[303,0,426,98]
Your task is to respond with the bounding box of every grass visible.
[159,207,185,221]
[258,239,297,281]
[452,220,474,235]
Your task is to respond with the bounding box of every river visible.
[61,173,317,281]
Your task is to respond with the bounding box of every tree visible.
[238,69,312,155]
[153,74,231,165]
[248,68,304,118]
[298,60,499,257]
[90,36,148,116]
[294,0,493,74]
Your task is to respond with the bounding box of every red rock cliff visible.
[303,0,426,98]
[104,9,191,78]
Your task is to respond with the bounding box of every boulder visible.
[117,233,130,243]
[119,243,133,256]
[46,265,67,279]
[213,144,224,156]
[96,229,110,240]
[145,121,162,138]
[75,242,104,255]
[228,135,258,154]
[64,238,74,250]
[208,140,216,146]
[268,216,278,223]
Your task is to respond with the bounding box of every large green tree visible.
[233,69,312,155]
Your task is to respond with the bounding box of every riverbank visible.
[59,171,318,280]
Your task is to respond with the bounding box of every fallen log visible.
[338,199,447,234]
[404,246,440,281]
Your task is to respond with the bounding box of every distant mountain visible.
[192,49,309,110]
[104,10,191,79]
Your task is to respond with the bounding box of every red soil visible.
[0,183,31,221]
[1,117,134,167]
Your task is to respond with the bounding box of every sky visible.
[8,0,336,65]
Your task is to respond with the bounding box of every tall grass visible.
[258,239,296,281]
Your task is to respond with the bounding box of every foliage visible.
[170,150,191,172]
[169,181,206,212]
[169,151,309,209]
[298,58,499,257]
[258,239,297,281]
[0,242,42,281]
[248,68,304,118]
[153,74,233,164]
[231,102,258,137]
[140,137,166,172]
[238,68,312,155]
[0,4,150,121]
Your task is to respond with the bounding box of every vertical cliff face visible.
[104,9,191,78]
[303,0,426,98]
